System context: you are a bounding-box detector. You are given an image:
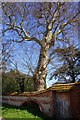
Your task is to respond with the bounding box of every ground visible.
[1,104,53,120]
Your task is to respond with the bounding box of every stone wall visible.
[52,82,80,119]
[53,92,71,119]
[70,83,80,119]
[2,91,54,117]
[2,82,80,119]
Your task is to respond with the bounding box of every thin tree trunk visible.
[20,78,24,93]
[33,45,49,91]
[71,72,75,83]
[17,78,25,93]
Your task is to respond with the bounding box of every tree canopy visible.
[50,44,80,83]
[2,70,34,95]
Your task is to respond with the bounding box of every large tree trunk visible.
[33,44,49,91]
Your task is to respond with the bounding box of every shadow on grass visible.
[20,101,54,120]
[2,103,55,120]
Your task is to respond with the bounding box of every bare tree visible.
[2,2,79,90]
[2,39,14,71]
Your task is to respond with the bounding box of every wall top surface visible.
[7,82,80,97]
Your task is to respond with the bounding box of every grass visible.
[1,104,53,120]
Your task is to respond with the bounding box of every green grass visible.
[1,104,53,120]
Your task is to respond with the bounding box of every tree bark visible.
[20,78,25,93]
[33,43,49,91]
[17,77,25,93]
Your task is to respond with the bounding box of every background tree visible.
[2,69,34,95]
[50,44,80,83]
[13,70,34,93]
[2,70,18,95]
[2,2,79,90]
[1,40,13,71]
